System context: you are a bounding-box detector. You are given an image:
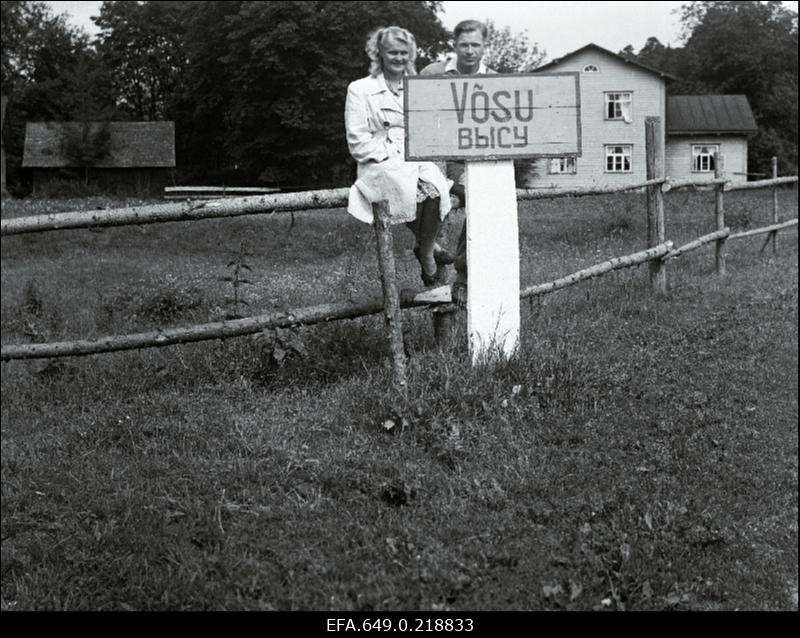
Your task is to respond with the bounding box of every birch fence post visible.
[714,154,726,276]
[645,117,666,294]
[771,156,779,255]
[372,201,407,387]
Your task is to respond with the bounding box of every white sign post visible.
[405,73,580,364]
[464,159,520,362]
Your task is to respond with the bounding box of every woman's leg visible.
[415,197,441,279]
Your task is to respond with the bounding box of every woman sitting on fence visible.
[344,25,453,285]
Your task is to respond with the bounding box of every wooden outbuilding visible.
[22,121,175,195]
[665,95,758,182]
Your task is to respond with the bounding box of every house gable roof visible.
[666,95,758,135]
[534,43,677,81]
[22,121,176,168]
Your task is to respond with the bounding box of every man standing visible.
[420,20,495,305]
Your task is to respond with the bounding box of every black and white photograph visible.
[1,0,797,618]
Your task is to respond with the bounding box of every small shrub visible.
[220,241,255,319]
[21,279,44,318]
[136,287,204,323]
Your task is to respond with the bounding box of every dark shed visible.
[22,121,175,195]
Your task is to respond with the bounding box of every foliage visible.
[1,1,87,93]
[219,241,255,320]
[93,1,189,121]
[174,1,450,187]
[482,19,546,73]
[58,122,112,185]
[622,1,798,175]
[1,1,91,193]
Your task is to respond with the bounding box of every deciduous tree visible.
[177,0,449,187]
[94,0,188,120]
[483,19,546,74]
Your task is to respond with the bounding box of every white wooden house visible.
[524,43,757,188]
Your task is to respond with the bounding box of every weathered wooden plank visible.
[646,117,667,293]
[405,73,581,161]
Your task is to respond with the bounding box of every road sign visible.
[405,74,581,363]
[404,73,581,161]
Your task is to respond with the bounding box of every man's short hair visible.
[453,19,488,42]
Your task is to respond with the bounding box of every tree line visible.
[1,1,796,195]
[621,1,798,175]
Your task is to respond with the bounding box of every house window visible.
[549,157,577,174]
[692,144,719,172]
[605,92,633,121]
[605,145,632,172]
[582,64,599,73]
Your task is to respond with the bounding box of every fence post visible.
[645,117,666,293]
[714,154,726,276]
[432,306,456,348]
[372,201,407,387]
[772,156,779,255]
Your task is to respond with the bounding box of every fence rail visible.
[664,229,730,261]
[1,242,675,362]
[164,185,281,200]
[1,148,798,363]
[729,218,798,240]
[3,176,796,238]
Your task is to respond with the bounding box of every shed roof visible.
[534,43,677,81]
[23,121,175,168]
[666,95,757,135]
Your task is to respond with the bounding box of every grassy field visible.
[1,187,797,611]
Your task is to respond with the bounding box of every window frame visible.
[582,64,599,73]
[548,156,577,175]
[604,144,633,173]
[691,144,720,173]
[604,91,633,121]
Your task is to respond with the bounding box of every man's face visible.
[455,30,485,71]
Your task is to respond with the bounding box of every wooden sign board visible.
[404,73,581,161]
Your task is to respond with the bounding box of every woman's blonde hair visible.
[365,26,418,77]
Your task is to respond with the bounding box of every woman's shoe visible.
[433,247,455,265]
[420,268,438,286]
[414,245,447,287]
[415,245,454,266]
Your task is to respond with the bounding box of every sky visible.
[47,0,799,60]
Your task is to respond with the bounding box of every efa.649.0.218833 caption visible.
[326,617,475,632]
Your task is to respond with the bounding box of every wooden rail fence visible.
[1,142,797,363]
